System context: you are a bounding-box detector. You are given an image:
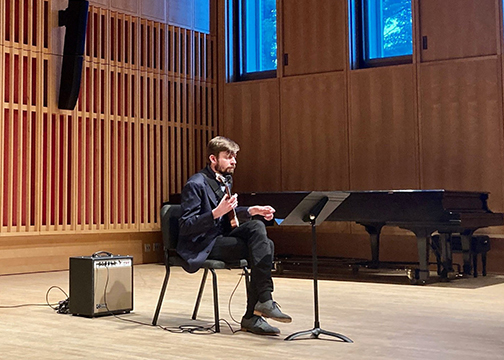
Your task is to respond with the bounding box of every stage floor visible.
[1,264,504,359]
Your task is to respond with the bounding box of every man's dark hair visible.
[207,136,240,161]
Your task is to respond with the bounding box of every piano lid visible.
[326,190,491,223]
[240,190,495,225]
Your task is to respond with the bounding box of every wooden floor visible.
[1,264,504,359]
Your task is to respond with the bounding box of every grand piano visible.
[239,190,504,283]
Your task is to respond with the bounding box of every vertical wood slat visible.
[44,113,52,230]
[79,115,86,230]
[33,54,42,232]
[24,54,36,231]
[161,74,169,203]
[133,109,141,230]
[26,111,35,231]
[167,26,174,75]
[139,71,147,226]
[18,56,26,230]
[70,113,77,231]
[111,117,118,228]
[155,122,161,223]
[13,107,19,230]
[103,95,110,230]
[122,119,128,228]
[0,46,4,231]
[53,113,61,231]
[128,120,134,228]
[62,114,69,231]
[6,108,14,231]
[0,0,4,45]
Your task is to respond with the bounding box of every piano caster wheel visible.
[406,268,416,284]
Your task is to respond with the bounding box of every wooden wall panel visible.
[280,72,349,191]
[419,0,499,62]
[223,79,282,192]
[282,0,346,76]
[216,0,504,272]
[419,57,504,211]
[349,65,419,190]
[0,232,162,275]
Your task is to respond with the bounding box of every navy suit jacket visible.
[177,166,250,273]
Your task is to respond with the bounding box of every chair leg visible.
[192,268,209,321]
[210,268,220,333]
[152,267,171,325]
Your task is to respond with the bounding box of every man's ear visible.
[209,154,217,165]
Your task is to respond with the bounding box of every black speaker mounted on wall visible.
[58,0,89,110]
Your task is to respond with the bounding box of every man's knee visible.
[245,220,274,251]
[247,219,268,236]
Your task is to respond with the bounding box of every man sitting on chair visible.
[177,136,292,335]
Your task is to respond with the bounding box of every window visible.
[352,0,413,68]
[227,0,277,81]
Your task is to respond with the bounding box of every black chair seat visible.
[152,204,250,332]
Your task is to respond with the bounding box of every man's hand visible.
[212,194,238,219]
[248,205,275,221]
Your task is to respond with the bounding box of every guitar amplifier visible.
[69,254,133,317]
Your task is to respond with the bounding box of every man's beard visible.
[216,163,235,176]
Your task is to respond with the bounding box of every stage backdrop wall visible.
[217,0,504,273]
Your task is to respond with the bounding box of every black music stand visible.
[280,193,353,342]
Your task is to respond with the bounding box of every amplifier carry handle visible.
[91,250,113,257]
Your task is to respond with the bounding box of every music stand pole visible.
[285,213,353,342]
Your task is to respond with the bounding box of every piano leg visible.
[461,231,474,276]
[364,224,383,268]
[439,233,454,279]
[412,229,433,284]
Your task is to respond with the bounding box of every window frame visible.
[351,0,413,69]
[227,0,277,82]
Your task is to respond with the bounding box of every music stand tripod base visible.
[285,327,353,342]
[284,206,353,343]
